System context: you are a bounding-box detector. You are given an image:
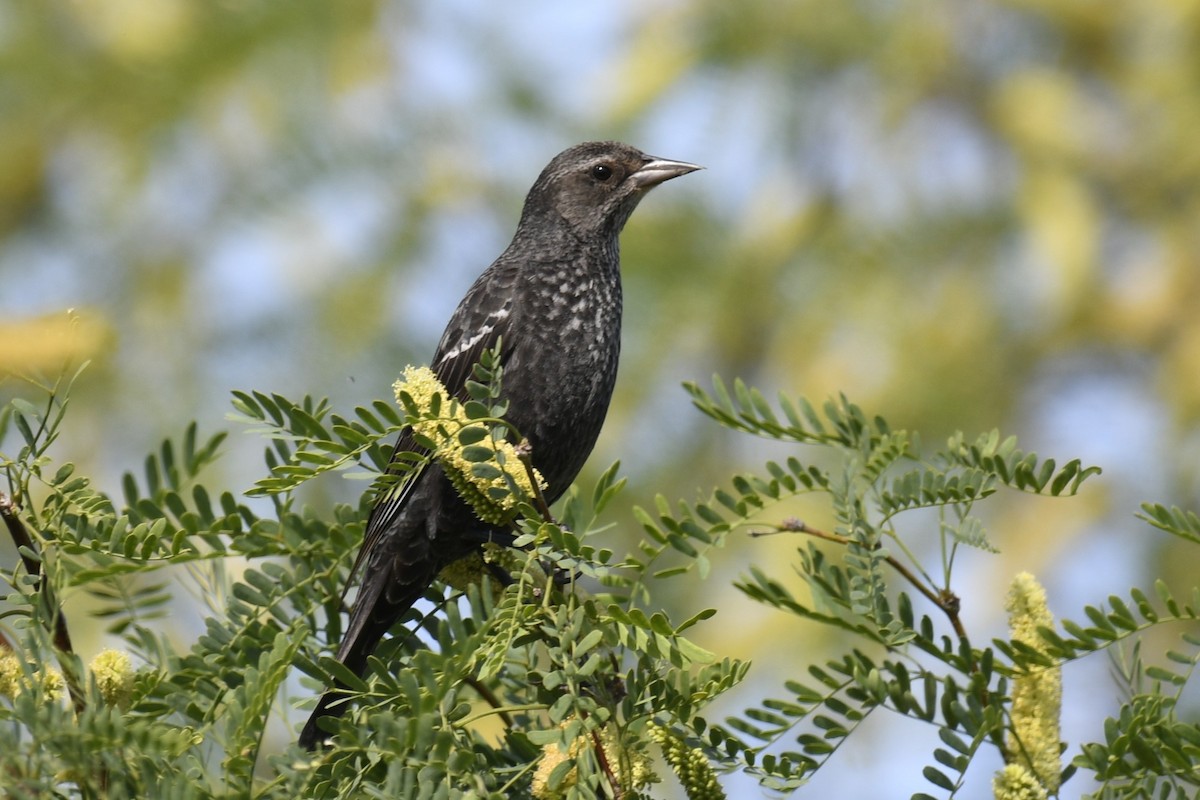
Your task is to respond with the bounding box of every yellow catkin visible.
[1001,572,1062,795]
[531,722,652,799]
[0,652,20,698]
[89,649,135,708]
[993,763,1048,800]
[0,651,64,702]
[647,724,725,800]
[394,366,545,524]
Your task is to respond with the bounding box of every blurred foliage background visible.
[2,0,1198,795]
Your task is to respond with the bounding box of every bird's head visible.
[520,141,701,240]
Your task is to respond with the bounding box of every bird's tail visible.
[298,575,428,750]
[297,682,359,751]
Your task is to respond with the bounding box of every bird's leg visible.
[461,527,575,589]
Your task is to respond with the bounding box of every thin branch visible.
[456,698,545,730]
[768,516,1003,753]
[771,517,964,636]
[590,727,623,798]
[462,676,516,729]
[0,492,86,712]
[514,441,555,524]
[1,491,42,579]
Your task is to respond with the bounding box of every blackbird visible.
[299,141,699,749]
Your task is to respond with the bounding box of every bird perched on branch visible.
[299,141,700,749]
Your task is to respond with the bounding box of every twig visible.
[590,726,623,798]
[462,676,516,729]
[769,517,1001,751]
[514,441,555,523]
[0,492,85,712]
[773,517,965,635]
[1,492,42,580]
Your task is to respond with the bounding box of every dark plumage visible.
[299,141,699,749]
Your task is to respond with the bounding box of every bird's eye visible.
[590,164,614,181]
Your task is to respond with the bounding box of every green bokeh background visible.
[2,1,1198,795]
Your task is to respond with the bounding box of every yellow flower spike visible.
[993,763,1048,800]
[438,543,525,601]
[647,724,725,800]
[1004,572,1062,795]
[0,652,64,702]
[0,652,20,699]
[90,649,135,709]
[530,737,573,800]
[40,668,65,702]
[530,721,653,799]
[394,366,546,524]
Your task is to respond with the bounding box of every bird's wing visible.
[345,261,520,588]
[342,427,425,598]
[428,260,520,398]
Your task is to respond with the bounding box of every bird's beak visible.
[631,156,703,189]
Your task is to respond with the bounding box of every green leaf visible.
[460,444,496,462]
[457,426,489,446]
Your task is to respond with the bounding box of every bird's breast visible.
[503,263,623,498]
